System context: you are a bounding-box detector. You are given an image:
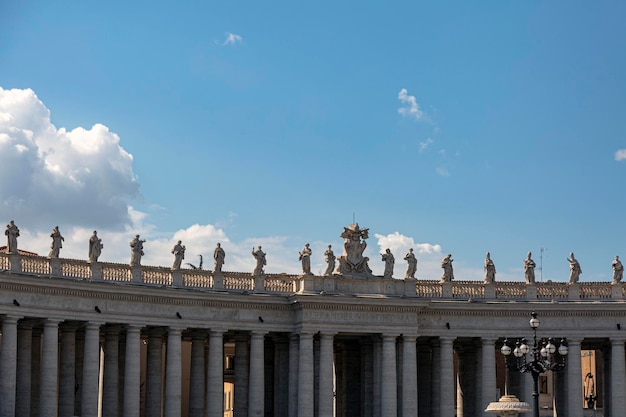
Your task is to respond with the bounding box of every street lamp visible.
[501,312,569,417]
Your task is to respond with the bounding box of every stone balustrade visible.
[1,252,624,300]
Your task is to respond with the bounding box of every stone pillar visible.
[611,338,626,417]
[82,322,102,417]
[145,328,164,417]
[58,323,77,417]
[123,325,142,417]
[381,334,398,417]
[40,319,60,417]
[103,326,121,417]
[319,333,335,417]
[440,337,455,417]
[297,332,314,417]
[417,344,433,417]
[0,316,19,417]
[249,331,266,417]
[373,337,382,417]
[567,338,584,417]
[274,336,290,417]
[234,333,250,417]
[165,327,183,417]
[288,334,299,417]
[189,331,206,417]
[17,322,33,417]
[402,334,418,417]
[207,330,225,417]
[481,338,497,416]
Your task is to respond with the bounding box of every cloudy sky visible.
[1,1,626,281]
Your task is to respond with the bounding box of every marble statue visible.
[404,248,417,279]
[524,252,536,284]
[171,240,185,270]
[299,243,313,275]
[441,254,454,283]
[48,226,64,258]
[214,243,225,272]
[567,252,582,284]
[130,235,146,267]
[88,231,103,263]
[612,256,623,284]
[381,248,395,278]
[336,224,372,276]
[484,252,496,283]
[5,220,19,254]
[252,246,266,276]
[324,245,335,276]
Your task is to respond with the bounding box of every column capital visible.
[319,332,337,341]
[298,331,315,339]
[611,337,626,345]
[382,334,399,342]
[250,330,267,338]
[481,337,498,345]
[402,334,418,341]
[1,315,20,324]
[84,322,104,331]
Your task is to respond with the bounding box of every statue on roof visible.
[299,243,313,275]
[5,220,19,254]
[404,248,417,279]
[48,226,64,258]
[612,256,623,284]
[324,244,335,276]
[382,248,395,278]
[130,235,146,267]
[89,231,103,263]
[567,252,581,284]
[336,224,373,276]
[484,252,496,283]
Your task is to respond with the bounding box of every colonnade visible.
[1,315,623,417]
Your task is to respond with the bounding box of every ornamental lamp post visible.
[501,312,569,417]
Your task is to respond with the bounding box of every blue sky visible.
[1,1,626,281]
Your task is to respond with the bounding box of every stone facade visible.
[0,251,624,417]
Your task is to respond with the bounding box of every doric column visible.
[481,338,497,416]
[274,336,290,417]
[31,328,42,417]
[234,333,250,417]
[249,331,266,417]
[16,322,33,417]
[402,334,418,417]
[373,337,382,417]
[288,333,299,417]
[145,328,165,417]
[430,341,441,417]
[103,325,121,417]
[123,325,142,417]
[207,330,225,417]
[566,338,583,417]
[297,332,314,417]
[82,322,102,417]
[381,334,398,417]
[58,323,77,417]
[440,337,455,417]
[40,319,60,417]
[0,316,19,417]
[611,338,625,416]
[165,327,183,417]
[189,331,207,417]
[318,333,335,417]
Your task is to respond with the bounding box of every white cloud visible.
[397,88,424,120]
[374,232,443,279]
[615,149,626,161]
[436,167,450,177]
[419,138,433,153]
[0,87,139,228]
[223,32,243,46]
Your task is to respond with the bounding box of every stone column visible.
[234,333,250,417]
[249,331,266,417]
[145,328,165,417]
[318,333,335,417]
[0,316,19,417]
[103,326,121,417]
[373,337,382,417]
[31,328,42,417]
[440,337,455,417]
[82,322,102,417]
[611,338,626,416]
[402,334,418,417]
[189,331,207,417]
[40,319,60,417]
[16,322,33,417]
[123,325,142,417]
[288,334,299,417]
[58,323,77,417]
[165,327,183,417]
[381,334,398,417]
[567,338,584,417]
[274,336,290,417]
[481,338,497,416]
[297,332,314,417]
[207,330,225,417]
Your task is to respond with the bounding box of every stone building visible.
[0,225,623,417]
